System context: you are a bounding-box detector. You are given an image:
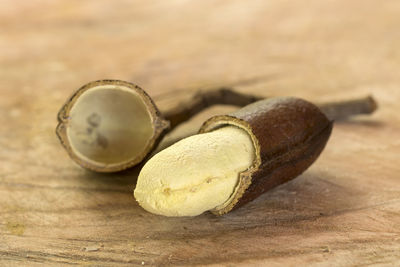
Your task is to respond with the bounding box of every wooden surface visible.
[1,1,400,266]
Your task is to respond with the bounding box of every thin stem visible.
[318,95,377,121]
[162,87,377,130]
[163,87,264,130]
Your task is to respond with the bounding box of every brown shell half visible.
[199,97,333,215]
[56,80,170,172]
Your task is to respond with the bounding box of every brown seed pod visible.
[199,97,333,215]
[56,80,170,172]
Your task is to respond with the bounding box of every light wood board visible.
[1,0,399,266]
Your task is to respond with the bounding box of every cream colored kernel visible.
[134,126,254,216]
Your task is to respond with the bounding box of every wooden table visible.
[1,0,399,265]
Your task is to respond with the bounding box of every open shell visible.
[199,97,333,215]
[56,80,169,172]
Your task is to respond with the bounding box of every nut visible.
[134,126,254,216]
[134,97,332,216]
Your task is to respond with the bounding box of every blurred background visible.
[2,0,399,99]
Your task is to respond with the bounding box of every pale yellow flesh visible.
[134,126,255,217]
[67,85,153,165]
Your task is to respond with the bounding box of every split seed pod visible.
[199,97,333,215]
[56,80,169,172]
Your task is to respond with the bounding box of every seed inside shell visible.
[199,97,333,215]
[56,80,169,172]
[133,97,333,217]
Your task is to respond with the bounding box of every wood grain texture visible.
[1,0,399,266]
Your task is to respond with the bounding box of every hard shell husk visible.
[199,97,333,215]
[56,80,170,172]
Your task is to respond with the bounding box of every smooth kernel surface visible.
[134,126,254,216]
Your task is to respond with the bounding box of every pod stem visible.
[318,95,377,121]
[163,87,264,130]
[162,88,377,129]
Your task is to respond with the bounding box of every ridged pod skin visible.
[199,97,333,215]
